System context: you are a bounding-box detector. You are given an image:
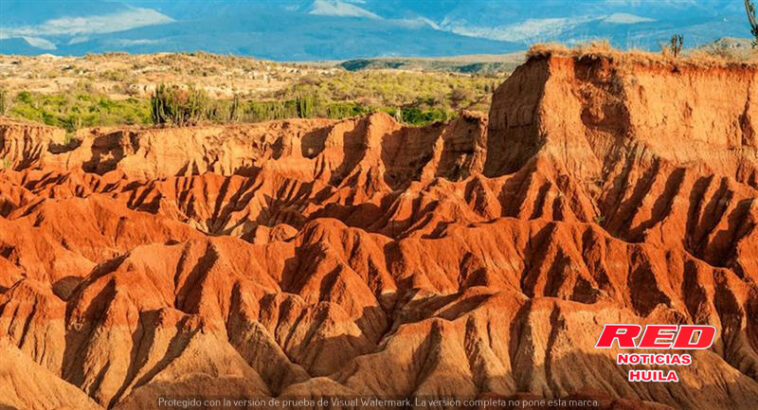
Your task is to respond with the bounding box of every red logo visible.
[595,324,716,349]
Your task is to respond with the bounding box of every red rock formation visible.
[0,51,757,409]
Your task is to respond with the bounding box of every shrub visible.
[16,91,33,105]
[326,102,369,119]
[8,90,150,131]
[243,100,299,123]
[399,106,448,126]
[450,87,474,108]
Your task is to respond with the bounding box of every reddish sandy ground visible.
[0,51,757,409]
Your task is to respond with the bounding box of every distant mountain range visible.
[0,0,754,60]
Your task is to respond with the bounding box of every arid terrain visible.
[0,52,506,132]
[1,47,757,409]
[0,52,339,98]
[0,52,514,99]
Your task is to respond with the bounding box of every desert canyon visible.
[1,50,757,409]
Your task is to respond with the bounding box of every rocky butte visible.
[0,48,757,409]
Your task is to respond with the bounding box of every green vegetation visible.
[151,84,210,126]
[148,89,455,126]
[238,69,502,125]
[270,70,499,113]
[2,51,506,129]
[4,88,466,128]
[242,96,349,122]
[229,94,241,123]
[4,66,503,128]
[0,88,6,115]
[7,91,150,132]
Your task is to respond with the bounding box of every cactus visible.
[670,34,683,57]
[150,84,209,126]
[295,95,313,118]
[150,84,170,125]
[747,0,758,47]
[229,93,241,123]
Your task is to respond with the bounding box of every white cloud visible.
[22,36,56,50]
[309,0,380,19]
[68,36,90,45]
[112,38,163,46]
[1,8,173,37]
[440,16,598,43]
[603,13,654,24]
[393,17,440,29]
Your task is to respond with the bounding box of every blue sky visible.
[0,0,752,59]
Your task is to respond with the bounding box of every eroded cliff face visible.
[0,52,757,410]
[486,54,758,181]
[487,53,758,279]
